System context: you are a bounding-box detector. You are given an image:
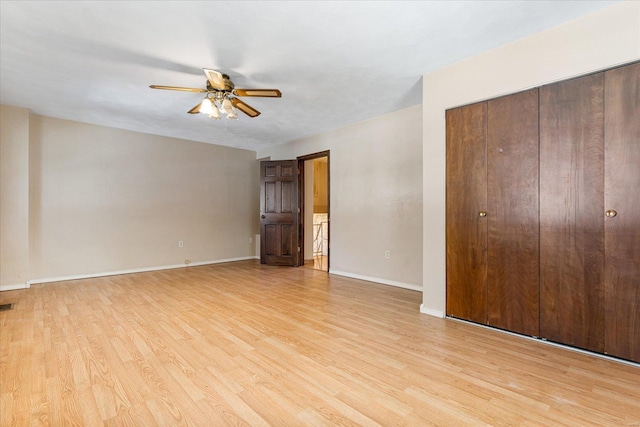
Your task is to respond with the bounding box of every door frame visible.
[297,151,330,270]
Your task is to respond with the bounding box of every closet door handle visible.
[261,215,266,219]
[479,211,487,217]
[605,209,617,218]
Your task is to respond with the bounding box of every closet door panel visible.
[604,62,640,363]
[486,89,540,336]
[446,103,488,323]
[539,73,605,352]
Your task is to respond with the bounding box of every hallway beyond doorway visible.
[300,152,329,272]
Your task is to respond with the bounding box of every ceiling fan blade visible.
[149,85,207,93]
[187,101,203,114]
[231,98,261,117]
[233,89,282,98]
[203,68,226,90]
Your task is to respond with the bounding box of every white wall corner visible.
[420,304,444,318]
[255,234,261,259]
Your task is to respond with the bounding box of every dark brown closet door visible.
[446,103,488,323]
[486,89,540,336]
[604,62,640,363]
[539,73,605,352]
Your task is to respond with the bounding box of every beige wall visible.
[0,109,259,285]
[258,105,423,290]
[422,2,640,316]
[0,105,30,290]
[28,115,259,281]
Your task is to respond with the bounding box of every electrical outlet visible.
[249,237,253,244]
[178,241,184,248]
[384,250,391,259]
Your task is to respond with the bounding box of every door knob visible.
[261,215,266,219]
[605,209,617,218]
[479,211,487,217]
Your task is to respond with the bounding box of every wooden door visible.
[486,89,540,337]
[604,62,640,362]
[260,160,300,266]
[539,73,605,352]
[446,103,488,323]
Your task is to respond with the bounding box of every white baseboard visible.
[420,304,445,318]
[188,256,259,268]
[328,269,422,292]
[0,281,31,292]
[29,256,258,285]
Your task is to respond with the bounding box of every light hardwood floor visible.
[1,260,638,426]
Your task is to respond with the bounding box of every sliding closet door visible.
[604,62,640,363]
[486,89,540,336]
[539,73,605,352]
[446,103,488,323]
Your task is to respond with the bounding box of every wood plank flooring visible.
[1,260,638,426]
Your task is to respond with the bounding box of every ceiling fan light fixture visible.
[199,98,215,115]
[227,106,238,120]
[208,106,221,120]
[220,98,233,115]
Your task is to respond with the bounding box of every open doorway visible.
[299,151,329,271]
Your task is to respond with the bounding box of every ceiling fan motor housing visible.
[207,75,234,92]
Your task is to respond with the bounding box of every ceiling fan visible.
[150,68,281,119]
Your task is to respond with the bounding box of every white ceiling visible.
[0,1,618,151]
